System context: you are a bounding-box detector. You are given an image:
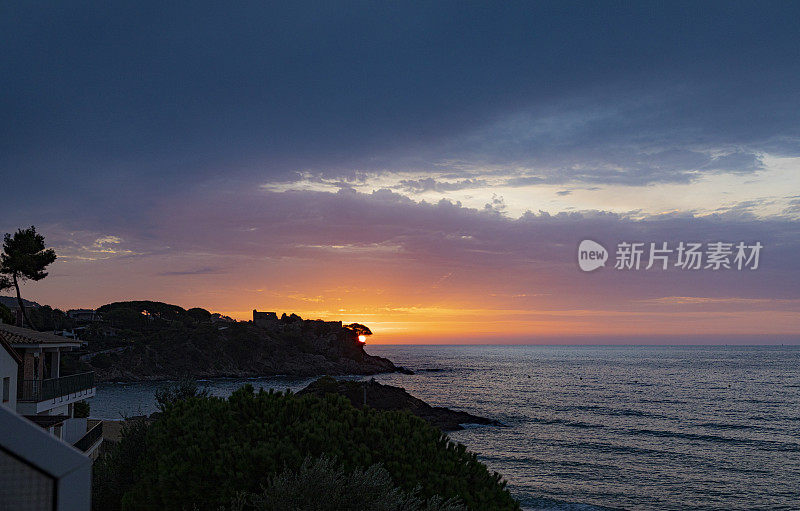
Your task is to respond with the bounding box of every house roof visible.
[0,334,22,364]
[0,323,81,348]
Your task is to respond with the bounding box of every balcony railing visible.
[74,421,103,452]
[18,372,95,402]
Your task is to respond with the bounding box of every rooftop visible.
[0,323,82,347]
[0,334,22,364]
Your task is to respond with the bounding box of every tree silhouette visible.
[0,226,57,329]
[345,323,373,337]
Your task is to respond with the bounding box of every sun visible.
[358,335,367,344]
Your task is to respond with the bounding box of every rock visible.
[89,320,406,382]
[298,377,502,431]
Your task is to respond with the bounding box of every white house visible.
[0,323,101,457]
[1,336,21,412]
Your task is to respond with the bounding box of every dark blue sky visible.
[3,2,799,212]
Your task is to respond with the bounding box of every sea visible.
[90,345,800,511]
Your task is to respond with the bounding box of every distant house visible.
[67,309,102,322]
[0,323,101,458]
[253,310,278,328]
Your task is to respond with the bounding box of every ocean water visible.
[91,345,800,510]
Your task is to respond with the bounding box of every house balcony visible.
[73,419,104,457]
[17,372,96,414]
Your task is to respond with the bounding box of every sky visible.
[1,1,799,343]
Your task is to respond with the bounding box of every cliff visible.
[78,302,401,382]
[298,376,502,431]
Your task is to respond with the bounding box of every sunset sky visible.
[2,2,799,343]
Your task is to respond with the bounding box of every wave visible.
[528,417,606,429]
[626,428,800,451]
[695,421,758,431]
[520,496,621,511]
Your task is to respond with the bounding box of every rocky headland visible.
[298,376,502,431]
[74,301,406,382]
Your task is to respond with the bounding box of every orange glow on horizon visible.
[24,252,800,345]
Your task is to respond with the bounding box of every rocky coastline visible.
[74,302,410,382]
[298,376,502,431]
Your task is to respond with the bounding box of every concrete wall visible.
[62,418,87,445]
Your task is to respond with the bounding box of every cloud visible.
[157,267,225,276]
[15,187,799,336]
[94,187,796,311]
[2,1,800,218]
[397,178,487,194]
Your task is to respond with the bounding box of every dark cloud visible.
[2,0,800,219]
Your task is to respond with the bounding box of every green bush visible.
[74,401,90,418]
[0,303,14,325]
[227,455,465,511]
[96,386,519,511]
[93,419,150,511]
[90,353,113,369]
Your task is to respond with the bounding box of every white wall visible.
[0,347,17,411]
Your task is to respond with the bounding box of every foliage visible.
[74,400,90,418]
[154,378,208,412]
[90,353,113,369]
[0,226,57,328]
[226,455,466,511]
[345,322,373,336]
[93,418,150,511]
[27,305,74,331]
[0,303,13,325]
[186,307,212,323]
[97,301,187,324]
[96,386,519,511]
[60,352,93,375]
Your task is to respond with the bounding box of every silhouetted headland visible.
[60,301,408,382]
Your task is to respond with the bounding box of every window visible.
[2,377,9,403]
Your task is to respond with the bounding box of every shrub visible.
[74,401,90,418]
[154,377,207,412]
[90,353,113,369]
[227,455,466,511]
[0,303,14,324]
[97,386,519,511]
[93,419,150,511]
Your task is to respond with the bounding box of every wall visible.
[62,417,87,445]
[0,347,17,411]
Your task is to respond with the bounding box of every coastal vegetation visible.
[226,456,466,511]
[93,383,520,511]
